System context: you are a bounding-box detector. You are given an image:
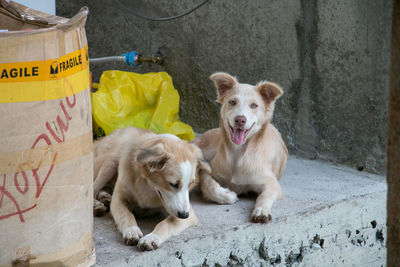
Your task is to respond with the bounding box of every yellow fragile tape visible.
[0,46,89,103]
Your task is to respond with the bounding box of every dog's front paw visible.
[123,226,143,246]
[93,199,107,217]
[138,233,162,251]
[98,191,112,208]
[251,207,272,223]
[217,187,238,204]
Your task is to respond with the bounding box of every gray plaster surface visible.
[93,156,387,266]
[56,0,392,174]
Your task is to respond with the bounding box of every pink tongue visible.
[232,128,246,145]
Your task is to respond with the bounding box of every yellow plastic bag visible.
[91,70,195,141]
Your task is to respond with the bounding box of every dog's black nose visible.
[234,115,247,127]
[177,211,189,219]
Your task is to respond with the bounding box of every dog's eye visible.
[250,103,258,109]
[169,182,179,189]
[229,100,236,106]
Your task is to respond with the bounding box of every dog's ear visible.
[137,143,169,174]
[210,72,238,103]
[256,81,283,105]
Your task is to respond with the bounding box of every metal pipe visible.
[89,56,125,64]
[137,55,163,64]
[89,51,164,66]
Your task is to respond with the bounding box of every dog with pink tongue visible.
[195,72,288,223]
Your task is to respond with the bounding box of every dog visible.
[195,72,288,223]
[93,127,210,250]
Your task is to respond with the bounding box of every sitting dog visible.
[195,72,288,223]
[93,127,210,250]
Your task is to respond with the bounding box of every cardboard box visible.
[0,1,94,266]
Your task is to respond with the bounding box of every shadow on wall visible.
[387,0,400,264]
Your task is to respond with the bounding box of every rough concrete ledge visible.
[93,156,387,266]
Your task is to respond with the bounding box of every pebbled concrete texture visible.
[93,156,387,266]
[56,0,392,174]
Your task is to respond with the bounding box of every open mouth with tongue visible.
[229,123,254,145]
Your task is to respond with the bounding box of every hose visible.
[111,0,210,21]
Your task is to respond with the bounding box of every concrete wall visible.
[387,0,400,265]
[56,0,392,174]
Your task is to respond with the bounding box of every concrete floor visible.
[93,156,387,266]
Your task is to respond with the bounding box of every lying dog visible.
[93,127,210,250]
[195,72,288,223]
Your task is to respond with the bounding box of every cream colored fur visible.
[93,127,210,250]
[194,72,288,223]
